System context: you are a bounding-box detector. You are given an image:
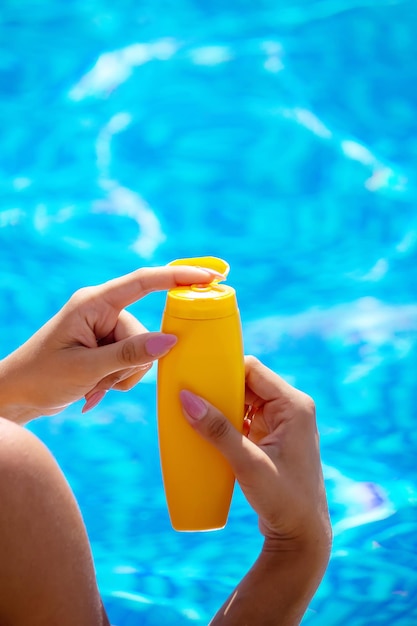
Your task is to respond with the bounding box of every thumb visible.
[179,390,264,481]
[84,332,177,378]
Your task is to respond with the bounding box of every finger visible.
[86,362,153,396]
[81,332,177,380]
[244,355,296,404]
[179,389,290,527]
[82,390,107,413]
[96,265,225,311]
[179,389,268,482]
[82,362,153,412]
[98,309,148,345]
[111,362,153,391]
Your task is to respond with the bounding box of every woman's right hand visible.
[180,356,332,625]
[180,355,331,547]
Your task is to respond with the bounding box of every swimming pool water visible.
[1,1,417,624]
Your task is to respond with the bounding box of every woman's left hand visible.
[0,265,221,423]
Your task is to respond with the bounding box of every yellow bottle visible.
[157,256,245,531]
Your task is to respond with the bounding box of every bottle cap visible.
[165,256,237,320]
[168,256,230,280]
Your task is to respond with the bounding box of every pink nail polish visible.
[180,390,208,420]
[82,390,106,413]
[146,334,177,357]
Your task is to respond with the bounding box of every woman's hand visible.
[180,356,332,625]
[0,265,222,423]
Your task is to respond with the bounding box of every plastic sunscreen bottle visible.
[157,256,245,531]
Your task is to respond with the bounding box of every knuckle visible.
[206,417,231,441]
[130,269,147,295]
[69,286,94,305]
[245,354,261,368]
[118,339,139,365]
[109,373,123,387]
[296,392,316,425]
[301,392,316,418]
[116,380,133,392]
[99,373,123,390]
[117,365,153,391]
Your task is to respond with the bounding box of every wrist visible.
[262,529,331,581]
[263,515,332,557]
[210,524,331,626]
[262,511,332,570]
[262,519,332,605]
[0,356,40,424]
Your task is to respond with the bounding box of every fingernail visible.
[199,267,225,281]
[180,390,208,421]
[145,334,177,357]
[82,390,107,413]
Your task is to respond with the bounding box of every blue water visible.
[1,0,417,623]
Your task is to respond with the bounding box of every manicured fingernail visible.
[199,267,225,280]
[82,390,107,413]
[180,390,208,421]
[145,334,177,357]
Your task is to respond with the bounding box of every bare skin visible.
[0,265,222,422]
[0,418,110,626]
[181,357,332,625]
[0,265,331,625]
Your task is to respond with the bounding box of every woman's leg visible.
[0,417,109,626]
